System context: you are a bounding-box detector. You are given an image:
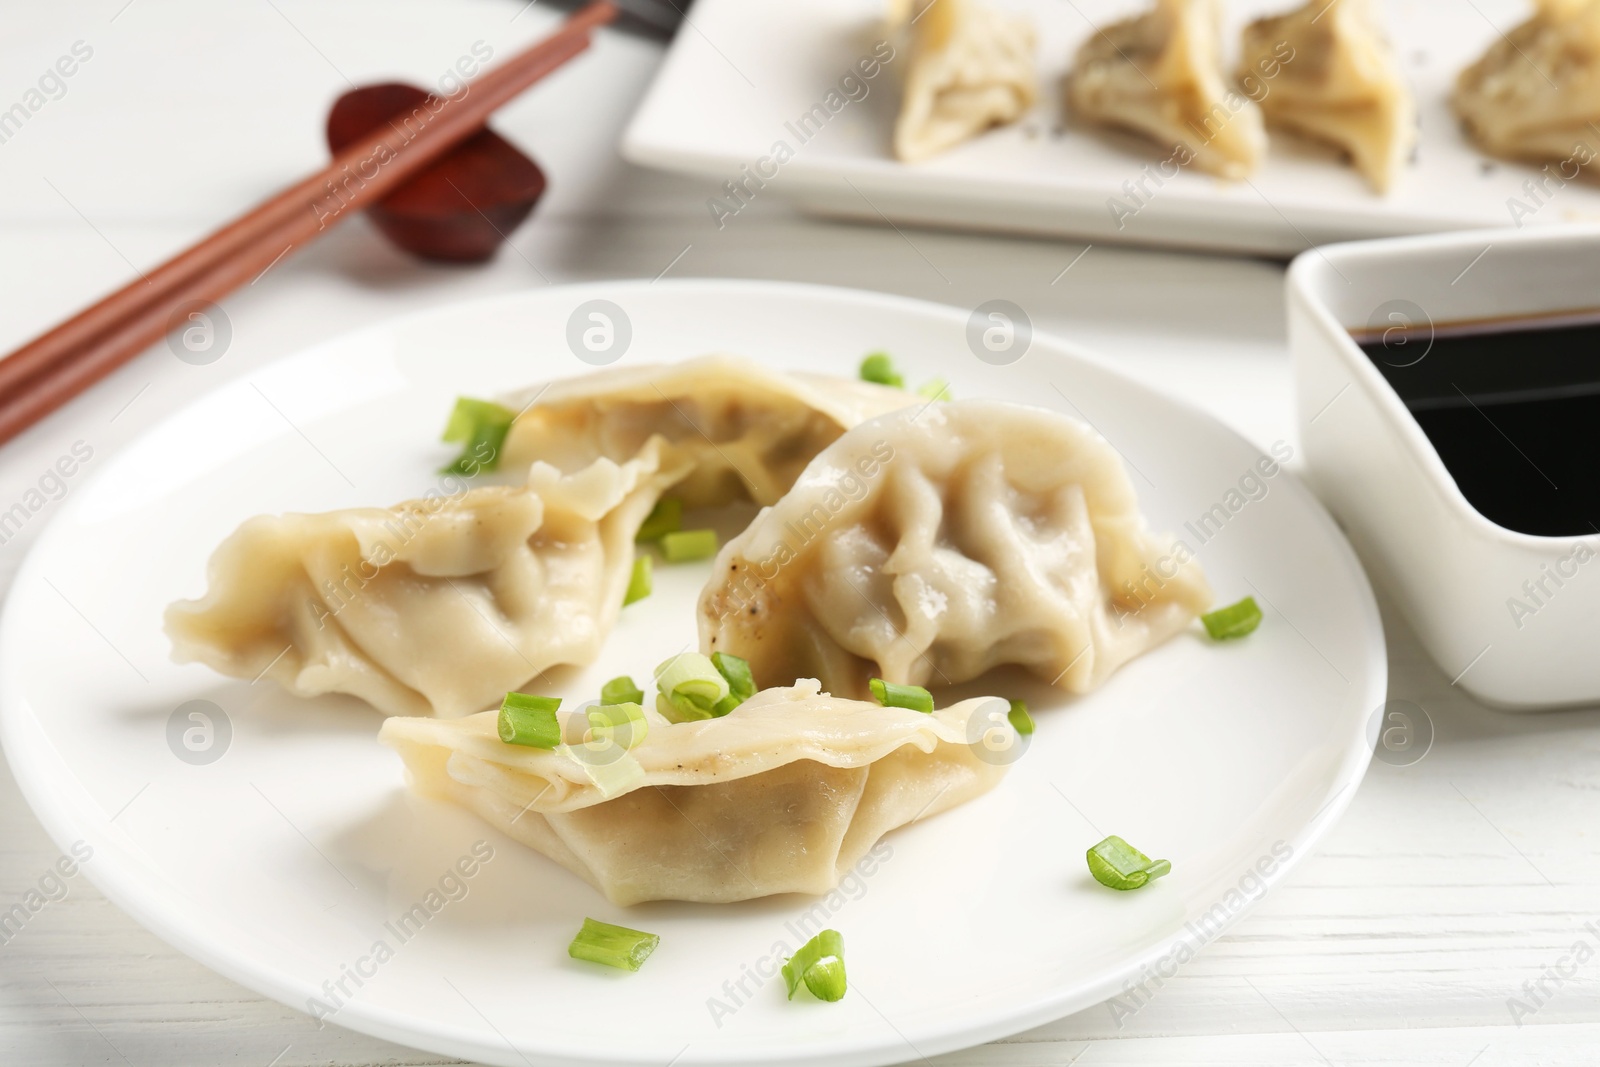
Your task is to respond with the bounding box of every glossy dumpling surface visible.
[166,444,686,718]
[1068,0,1267,179]
[699,399,1212,699]
[379,680,1014,904]
[1454,0,1600,162]
[893,0,1037,162]
[1240,0,1415,192]
[499,354,913,506]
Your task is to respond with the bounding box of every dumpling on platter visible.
[1239,0,1415,193]
[698,399,1212,700]
[167,444,688,719]
[1454,0,1600,164]
[379,680,1015,904]
[167,359,913,718]
[892,0,1038,162]
[499,354,914,507]
[1067,0,1267,179]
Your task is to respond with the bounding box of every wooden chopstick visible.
[0,0,617,446]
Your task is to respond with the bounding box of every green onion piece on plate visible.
[868,678,934,713]
[782,929,846,1001]
[498,693,562,748]
[1201,596,1262,640]
[859,352,904,388]
[439,397,515,475]
[657,693,714,722]
[1007,699,1034,735]
[636,497,682,542]
[1086,835,1171,891]
[660,528,718,562]
[568,917,659,971]
[623,555,652,606]
[654,652,730,722]
[916,377,952,401]
[600,675,645,707]
[711,652,755,701]
[586,702,648,751]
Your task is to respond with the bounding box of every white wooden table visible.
[2,3,1598,1065]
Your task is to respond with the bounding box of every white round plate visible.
[0,280,1385,1067]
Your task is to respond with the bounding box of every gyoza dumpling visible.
[699,400,1212,699]
[168,359,912,718]
[167,444,688,718]
[1068,0,1267,179]
[1239,0,1415,192]
[892,0,1037,162]
[500,355,914,506]
[379,680,1015,904]
[1454,0,1600,162]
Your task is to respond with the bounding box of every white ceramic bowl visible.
[1290,225,1600,710]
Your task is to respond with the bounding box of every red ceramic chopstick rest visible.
[325,82,546,263]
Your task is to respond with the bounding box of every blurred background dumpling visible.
[1068,0,1267,180]
[1239,0,1416,193]
[893,0,1037,161]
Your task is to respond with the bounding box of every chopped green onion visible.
[439,397,515,475]
[916,377,952,401]
[1007,699,1034,735]
[782,929,846,1002]
[655,653,729,703]
[660,528,718,563]
[636,497,682,543]
[498,693,562,748]
[869,678,934,714]
[712,693,743,716]
[600,675,645,707]
[567,917,659,971]
[586,702,648,751]
[859,352,904,388]
[1201,596,1262,640]
[623,555,652,606]
[654,652,730,722]
[711,652,755,701]
[657,693,715,722]
[1086,835,1171,891]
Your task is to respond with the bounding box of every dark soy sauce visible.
[1353,308,1600,537]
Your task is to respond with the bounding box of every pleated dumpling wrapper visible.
[166,359,913,718]
[499,354,914,507]
[892,0,1038,162]
[1067,0,1267,179]
[1454,0,1600,165]
[1239,0,1415,193]
[699,399,1213,699]
[166,444,688,719]
[379,680,1017,905]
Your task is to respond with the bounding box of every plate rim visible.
[0,277,1387,1067]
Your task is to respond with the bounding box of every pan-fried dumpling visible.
[500,355,914,506]
[892,0,1037,162]
[1239,0,1415,192]
[699,400,1212,699]
[166,444,688,718]
[1068,0,1267,179]
[1454,0,1600,163]
[379,680,1015,904]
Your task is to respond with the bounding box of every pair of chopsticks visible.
[0,0,618,447]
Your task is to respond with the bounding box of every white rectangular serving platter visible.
[622,0,1600,254]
